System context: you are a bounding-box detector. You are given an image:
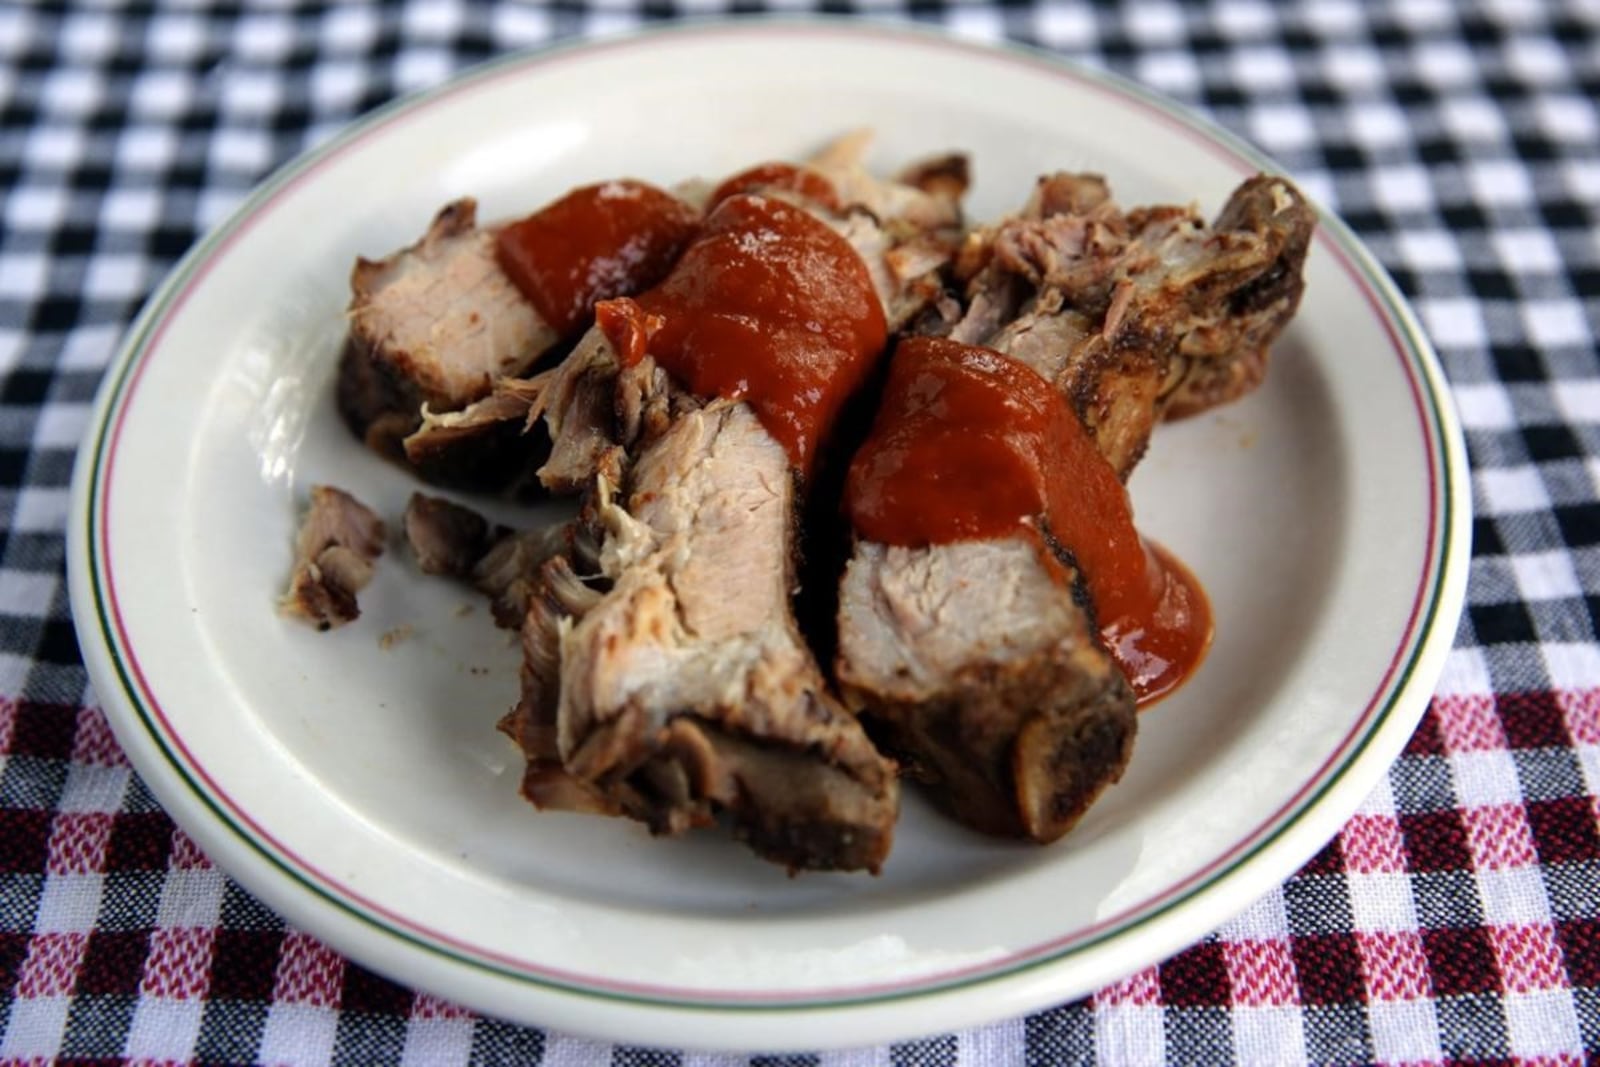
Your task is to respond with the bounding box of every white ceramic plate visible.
[68,23,1469,1051]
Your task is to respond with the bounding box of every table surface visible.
[3,1,1598,1063]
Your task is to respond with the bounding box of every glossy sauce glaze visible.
[597,193,887,476]
[709,162,841,213]
[845,336,1212,705]
[494,180,700,338]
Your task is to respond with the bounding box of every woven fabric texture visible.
[3,1,1598,1063]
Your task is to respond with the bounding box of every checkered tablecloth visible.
[3,1,1598,1063]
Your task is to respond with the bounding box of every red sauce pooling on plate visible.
[709,163,841,212]
[845,336,1212,705]
[597,193,887,476]
[1104,541,1212,706]
[495,180,699,338]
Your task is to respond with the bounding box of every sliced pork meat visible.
[933,172,1315,477]
[342,182,698,491]
[838,538,1133,840]
[280,485,387,631]
[342,199,558,463]
[510,401,898,870]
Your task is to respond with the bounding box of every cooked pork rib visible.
[837,173,1314,843]
[528,400,899,870]
[838,539,1133,840]
[280,485,387,630]
[834,335,1138,844]
[499,151,965,871]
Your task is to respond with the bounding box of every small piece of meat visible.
[401,491,575,628]
[340,199,561,487]
[516,329,634,495]
[895,153,971,202]
[399,378,551,495]
[807,130,967,238]
[1158,175,1317,418]
[472,525,581,629]
[403,493,496,578]
[280,486,387,631]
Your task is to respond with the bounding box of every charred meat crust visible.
[336,335,420,463]
[864,641,1135,842]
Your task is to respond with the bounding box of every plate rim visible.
[67,16,1471,1041]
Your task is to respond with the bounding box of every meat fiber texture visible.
[340,199,559,491]
[519,397,901,871]
[836,172,1316,844]
[498,143,967,873]
[280,485,387,631]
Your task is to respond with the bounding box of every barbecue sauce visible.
[597,193,887,477]
[495,180,699,338]
[845,336,1212,706]
[709,163,841,213]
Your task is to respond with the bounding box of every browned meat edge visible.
[340,199,560,493]
[280,485,387,631]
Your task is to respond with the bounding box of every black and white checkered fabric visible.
[3,2,1598,1063]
